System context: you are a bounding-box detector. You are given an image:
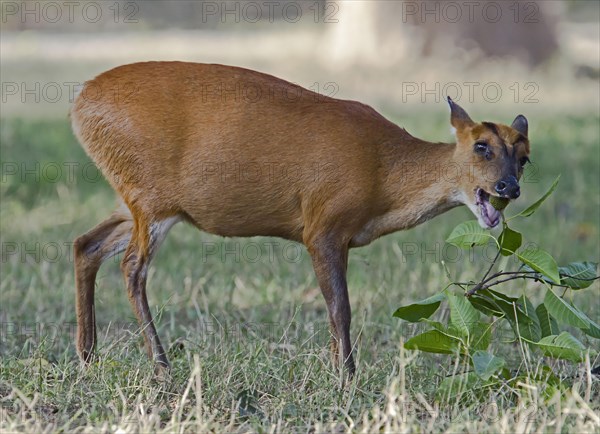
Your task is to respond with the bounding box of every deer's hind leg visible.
[120,214,180,370]
[74,206,133,364]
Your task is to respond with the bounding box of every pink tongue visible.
[484,201,501,226]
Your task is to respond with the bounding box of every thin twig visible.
[481,249,501,283]
[464,270,599,297]
[463,249,501,296]
[464,272,600,287]
[466,273,575,296]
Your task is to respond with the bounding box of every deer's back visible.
[71,62,403,239]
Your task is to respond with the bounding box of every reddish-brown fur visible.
[71,61,530,375]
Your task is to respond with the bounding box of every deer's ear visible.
[511,114,528,137]
[447,96,474,131]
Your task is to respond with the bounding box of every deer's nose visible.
[495,176,520,199]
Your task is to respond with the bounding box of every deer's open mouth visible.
[476,188,501,228]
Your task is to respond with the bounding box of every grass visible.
[1,113,599,433]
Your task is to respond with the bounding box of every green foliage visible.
[395,176,599,395]
[517,246,561,284]
[535,332,588,363]
[392,293,444,322]
[446,291,480,336]
[507,175,560,219]
[558,262,598,289]
[446,220,496,249]
[404,329,460,354]
[498,227,522,256]
[536,303,560,338]
[517,295,542,342]
[544,289,590,329]
[472,351,506,380]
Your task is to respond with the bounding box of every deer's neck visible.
[351,137,462,247]
[387,137,461,214]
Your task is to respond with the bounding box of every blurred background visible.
[1,0,599,370]
[1,0,599,118]
[1,4,599,430]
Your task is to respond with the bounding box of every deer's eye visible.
[520,156,530,167]
[474,142,492,160]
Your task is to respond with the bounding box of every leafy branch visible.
[463,269,600,297]
[394,175,599,395]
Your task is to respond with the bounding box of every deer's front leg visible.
[307,237,355,376]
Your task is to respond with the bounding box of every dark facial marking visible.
[482,121,509,155]
[482,122,516,160]
[481,122,521,179]
[482,122,500,137]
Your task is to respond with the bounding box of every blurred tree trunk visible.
[326,1,378,65]
[326,1,559,67]
[412,1,559,66]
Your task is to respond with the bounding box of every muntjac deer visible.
[71,62,530,375]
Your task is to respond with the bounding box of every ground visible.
[1,25,599,433]
[1,112,598,432]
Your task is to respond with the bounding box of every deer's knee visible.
[74,234,103,270]
[73,234,89,259]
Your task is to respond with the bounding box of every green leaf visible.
[535,332,587,363]
[510,175,560,219]
[544,289,589,329]
[393,293,445,322]
[472,351,506,380]
[517,295,542,342]
[404,330,460,354]
[446,221,495,249]
[559,262,598,289]
[479,289,532,325]
[420,319,448,332]
[485,289,520,304]
[579,311,600,339]
[522,262,598,289]
[498,227,522,256]
[438,372,478,401]
[446,292,480,336]
[436,372,496,401]
[470,322,493,351]
[536,303,560,338]
[584,322,600,339]
[469,295,504,317]
[475,290,534,341]
[517,246,561,284]
[420,319,465,340]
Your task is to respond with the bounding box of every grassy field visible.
[1,110,598,433]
